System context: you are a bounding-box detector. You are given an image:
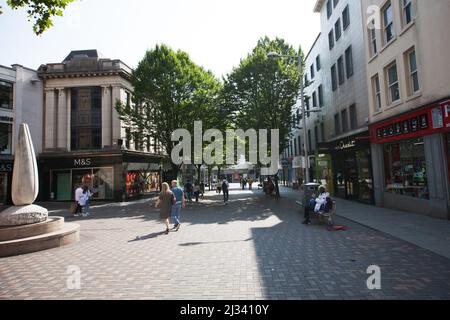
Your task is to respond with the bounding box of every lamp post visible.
[267,51,310,183]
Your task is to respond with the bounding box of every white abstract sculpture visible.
[0,124,48,226]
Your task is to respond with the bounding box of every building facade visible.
[361,0,450,219]
[296,0,373,204]
[38,50,169,202]
[0,64,43,205]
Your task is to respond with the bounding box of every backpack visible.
[324,197,333,213]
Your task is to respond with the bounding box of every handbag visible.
[70,202,77,214]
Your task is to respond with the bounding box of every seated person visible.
[303,186,330,224]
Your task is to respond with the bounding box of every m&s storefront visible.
[369,99,450,220]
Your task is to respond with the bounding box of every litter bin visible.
[298,183,321,215]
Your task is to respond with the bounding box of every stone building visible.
[360,0,450,219]
[38,50,169,202]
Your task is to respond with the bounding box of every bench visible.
[296,200,336,226]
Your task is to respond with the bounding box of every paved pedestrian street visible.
[1,186,450,300]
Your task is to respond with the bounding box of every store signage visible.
[74,158,92,167]
[335,140,356,151]
[370,99,450,144]
[0,163,13,172]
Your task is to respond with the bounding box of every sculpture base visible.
[0,205,48,227]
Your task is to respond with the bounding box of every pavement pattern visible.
[1,187,450,300]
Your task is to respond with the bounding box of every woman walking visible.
[156,182,175,235]
[80,186,92,217]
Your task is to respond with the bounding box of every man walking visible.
[171,180,186,231]
[222,179,230,205]
[184,180,193,202]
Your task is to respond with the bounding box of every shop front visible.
[39,151,166,202]
[318,132,374,204]
[370,98,450,219]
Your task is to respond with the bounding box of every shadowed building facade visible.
[38,50,170,202]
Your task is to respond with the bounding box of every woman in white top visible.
[79,186,92,217]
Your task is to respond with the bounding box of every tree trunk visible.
[196,164,202,183]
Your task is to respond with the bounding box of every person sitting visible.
[303,185,330,225]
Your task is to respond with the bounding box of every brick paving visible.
[1,187,450,300]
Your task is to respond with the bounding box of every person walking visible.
[80,186,92,217]
[156,182,175,234]
[222,179,230,204]
[74,184,84,217]
[193,183,200,202]
[184,180,193,202]
[170,180,185,231]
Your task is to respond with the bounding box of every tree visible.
[0,0,74,35]
[116,44,223,182]
[222,36,301,197]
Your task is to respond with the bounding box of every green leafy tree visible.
[222,36,302,197]
[0,0,75,35]
[116,44,224,182]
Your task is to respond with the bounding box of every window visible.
[342,5,350,30]
[313,91,318,108]
[320,123,325,143]
[316,55,321,71]
[386,62,400,103]
[314,126,319,148]
[0,81,13,110]
[338,56,345,85]
[294,137,298,156]
[327,0,332,19]
[71,87,102,151]
[310,64,315,79]
[368,21,378,57]
[382,2,395,44]
[331,64,338,91]
[335,19,342,41]
[349,104,357,130]
[308,129,312,152]
[372,74,382,111]
[406,48,420,94]
[304,74,308,86]
[305,96,310,118]
[341,109,349,133]
[298,136,302,156]
[402,0,414,26]
[384,137,429,199]
[0,123,12,155]
[125,128,131,149]
[334,114,341,136]
[318,85,324,107]
[345,46,354,78]
[328,30,334,50]
[333,0,339,8]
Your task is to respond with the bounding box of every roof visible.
[62,50,104,63]
[314,0,326,12]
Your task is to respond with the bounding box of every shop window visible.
[0,123,12,155]
[70,168,114,200]
[383,137,429,199]
[0,81,13,109]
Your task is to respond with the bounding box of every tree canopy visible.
[116,44,225,180]
[222,36,303,196]
[0,0,75,35]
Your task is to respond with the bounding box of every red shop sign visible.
[370,99,450,144]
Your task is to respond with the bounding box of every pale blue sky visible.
[0,0,320,77]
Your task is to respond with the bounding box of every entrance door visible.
[56,172,71,201]
[0,173,8,205]
[335,153,358,200]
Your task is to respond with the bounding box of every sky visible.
[0,0,321,78]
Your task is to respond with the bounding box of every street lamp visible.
[267,51,311,183]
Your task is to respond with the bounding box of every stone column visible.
[56,88,67,150]
[66,88,71,151]
[102,85,112,148]
[424,134,449,219]
[44,88,56,150]
[111,85,123,147]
